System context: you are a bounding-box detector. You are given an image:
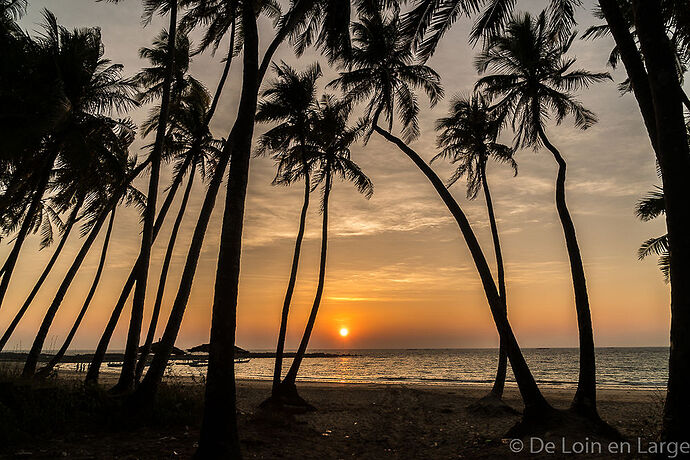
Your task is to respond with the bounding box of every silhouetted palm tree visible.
[22,119,141,378]
[475,11,611,416]
[403,0,583,61]
[329,5,553,423]
[135,89,222,381]
[0,10,136,313]
[598,1,690,442]
[254,61,322,403]
[635,187,669,281]
[434,93,516,400]
[279,95,373,405]
[114,0,180,394]
[36,207,117,378]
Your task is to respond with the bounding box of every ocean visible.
[82,347,669,390]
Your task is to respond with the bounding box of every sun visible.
[339,327,349,337]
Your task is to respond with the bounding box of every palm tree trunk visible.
[84,155,190,386]
[22,198,116,378]
[206,22,235,123]
[536,127,596,415]
[271,172,310,398]
[598,0,658,154]
[0,154,55,312]
[481,168,508,398]
[195,5,258,458]
[37,208,116,377]
[116,1,178,393]
[135,168,195,382]
[0,196,83,352]
[631,0,690,443]
[373,125,550,415]
[282,170,330,390]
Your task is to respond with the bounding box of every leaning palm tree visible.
[475,11,611,417]
[329,6,575,435]
[85,20,216,388]
[21,117,141,378]
[134,89,222,382]
[254,61,322,404]
[434,93,516,403]
[112,0,180,394]
[36,210,116,378]
[0,10,135,312]
[635,187,670,281]
[278,95,373,406]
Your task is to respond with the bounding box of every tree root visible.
[258,381,316,413]
[466,392,520,417]
[506,406,622,441]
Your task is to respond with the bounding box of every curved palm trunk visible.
[271,175,310,398]
[37,208,116,377]
[116,2,178,393]
[281,171,330,390]
[22,198,116,378]
[0,197,83,352]
[631,0,690,443]
[84,155,190,385]
[481,168,508,398]
[373,125,550,415]
[135,169,195,382]
[195,5,258,458]
[0,155,55,312]
[537,127,597,415]
[134,143,231,399]
[206,22,235,123]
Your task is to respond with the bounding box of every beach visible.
[3,374,664,459]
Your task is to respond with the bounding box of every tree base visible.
[258,381,316,413]
[466,392,520,417]
[33,366,55,380]
[507,406,621,441]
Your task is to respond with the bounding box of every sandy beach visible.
[2,372,665,459]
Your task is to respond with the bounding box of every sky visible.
[0,1,678,352]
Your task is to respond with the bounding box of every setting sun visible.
[339,328,349,337]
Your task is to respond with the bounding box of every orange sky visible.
[0,1,676,352]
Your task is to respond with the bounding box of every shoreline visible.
[47,367,667,395]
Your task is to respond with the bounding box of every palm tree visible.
[135,90,222,382]
[254,61,322,403]
[598,1,690,441]
[329,5,554,425]
[22,118,140,378]
[434,93,516,401]
[279,96,373,405]
[403,0,584,61]
[635,187,669,281]
[475,11,611,416]
[0,10,136,355]
[36,207,117,378]
[114,0,180,394]
[22,115,144,378]
[107,1,354,454]
[85,0,247,387]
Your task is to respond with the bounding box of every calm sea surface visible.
[69,347,667,390]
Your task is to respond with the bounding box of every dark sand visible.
[3,371,665,459]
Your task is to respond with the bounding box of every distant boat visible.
[107,362,123,368]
